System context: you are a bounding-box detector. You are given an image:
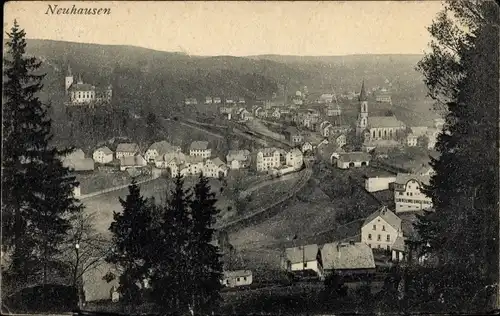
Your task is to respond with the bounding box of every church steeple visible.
[359,80,367,102]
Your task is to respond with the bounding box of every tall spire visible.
[359,80,367,102]
[67,64,72,76]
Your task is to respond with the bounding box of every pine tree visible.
[415,1,499,310]
[107,178,154,304]
[188,173,223,315]
[2,20,83,290]
[150,173,193,313]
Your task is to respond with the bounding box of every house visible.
[285,126,304,145]
[213,97,222,104]
[285,148,304,170]
[219,106,234,115]
[361,206,402,251]
[253,147,282,172]
[66,148,86,160]
[325,104,342,117]
[144,141,181,163]
[364,170,397,192]
[63,158,95,172]
[331,133,347,148]
[301,142,313,153]
[119,155,147,171]
[394,173,433,213]
[61,149,95,172]
[406,134,418,147]
[238,97,246,104]
[318,93,334,104]
[203,158,229,178]
[391,212,422,262]
[115,143,140,159]
[271,108,281,120]
[155,152,187,169]
[321,242,376,277]
[226,98,235,104]
[317,143,345,165]
[336,152,371,169]
[283,244,324,279]
[184,98,198,105]
[222,270,252,288]
[93,146,114,164]
[226,149,251,170]
[237,108,252,121]
[189,141,211,158]
[185,98,198,105]
[205,96,213,104]
[375,91,392,104]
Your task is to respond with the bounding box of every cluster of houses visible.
[282,206,430,281]
[185,96,246,106]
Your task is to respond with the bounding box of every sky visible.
[4,1,445,56]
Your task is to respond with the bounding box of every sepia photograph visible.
[1,1,499,315]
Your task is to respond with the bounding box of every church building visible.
[65,65,112,106]
[355,81,405,144]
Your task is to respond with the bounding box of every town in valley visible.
[3,1,499,315]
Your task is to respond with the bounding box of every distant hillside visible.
[19,40,427,112]
[248,54,427,95]
[20,39,308,113]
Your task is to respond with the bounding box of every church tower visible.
[356,80,369,136]
[65,64,74,94]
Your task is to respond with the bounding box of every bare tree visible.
[59,212,110,308]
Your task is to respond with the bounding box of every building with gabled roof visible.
[145,141,181,162]
[337,151,371,169]
[222,270,252,288]
[321,242,376,276]
[189,141,211,158]
[361,206,402,251]
[93,146,114,164]
[116,143,140,159]
[283,244,324,279]
[394,173,433,213]
[119,155,147,171]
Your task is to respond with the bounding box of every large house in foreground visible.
[361,206,402,251]
[321,242,376,277]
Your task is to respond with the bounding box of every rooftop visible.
[322,242,376,270]
[368,116,405,128]
[120,155,146,166]
[395,173,431,187]
[148,141,180,155]
[363,206,401,231]
[116,143,139,153]
[63,158,95,172]
[338,151,371,163]
[95,146,113,155]
[190,141,209,151]
[285,244,319,264]
[223,270,252,279]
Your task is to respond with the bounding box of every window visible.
[378,245,381,249]
[387,235,390,242]
[243,277,247,281]
[373,225,376,230]
[387,245,391,251]
[237,277,240,282]
[368,234,372,240]
[382,225,386,231]
[304,262,308,268]
[368,244,371,248]
[377,234,381,241]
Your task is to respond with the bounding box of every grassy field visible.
[75,170,151,194]
[228,161,388,272]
